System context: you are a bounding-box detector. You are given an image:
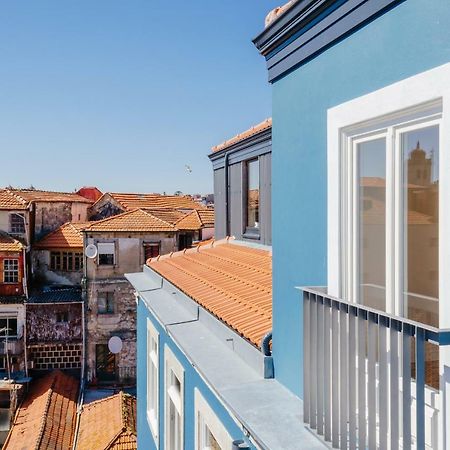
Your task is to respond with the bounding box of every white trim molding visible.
[194,388,233,450]
[164,345,185,450]
[327,62,450,450]
[146,318,159,445]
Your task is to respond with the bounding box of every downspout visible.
[260,331,273,379]
[81,231,87,384]
[22,246,29,378]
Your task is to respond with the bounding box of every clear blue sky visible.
[0,1,280,195]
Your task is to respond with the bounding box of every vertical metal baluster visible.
[390,320,400,450]
[379,317,389,450]
[332,300,340,448]
[317,296,324,436]
[358,310,367,449]
[340,303,349,450]
[415,328,425,450]
[348,306,357,450]
[324,297,332,442]
[402,324,412,450]
[304,291,310,424]
[367,313,377,450]
[310,294,317,430]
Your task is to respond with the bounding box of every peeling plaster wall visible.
[86,279,136,381]
[26,303,82,343]
[34,202,89,240]
[32,249,82,285]
[85,232,177,279]
[0,211,31,245]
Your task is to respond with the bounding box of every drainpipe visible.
[260,331,273,379]
[22,247,29,378]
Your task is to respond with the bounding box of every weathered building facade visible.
[83,209,181,384]
[26,288,83,372]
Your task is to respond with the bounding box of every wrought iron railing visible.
[302,287,450,450]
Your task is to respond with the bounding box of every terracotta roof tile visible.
[4,189,92,204]
[34,222,89,249]
[3,370,78,450]
[77,392,137,450]
[142,208,187,225]
[0,232,23,252]
[85,209,178,233]
[211,118,272,153]
[176,209,215,230]
[265,1,295,27]
[148,240,272,347]
[0,190,29,210]
[96,192,205,211]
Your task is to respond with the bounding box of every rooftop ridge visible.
[211,118,272,153]
[141,209,178,229]
[149,236,233,264]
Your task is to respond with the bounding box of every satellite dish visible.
[85,244,98,259]
[108,336,123,354]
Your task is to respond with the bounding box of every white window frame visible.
[164,345,184,450]
[147,318,159,444]
[328,62,450,329]
[3,259,19,284]
[194,388,233,450]
[97,242,116,266]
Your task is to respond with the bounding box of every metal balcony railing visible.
[302,287,450,450]
[117,366,136,384]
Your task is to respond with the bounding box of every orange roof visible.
[85,209,178,233]
[95,192,205,211]
[3,370,78,450]
[176,209,215,230]
[265,1,295,27]
[148,240,272,348]
[34,222,88,249]
[0,190,29,210]
[211,118,272,153]
[4,188,92,204]
[77,392,137,450]
[142,208,187,225]
[0,233,23,252]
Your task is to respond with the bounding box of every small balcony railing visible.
[0,337,23,355]
[302,287,450,450]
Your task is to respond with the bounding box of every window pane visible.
[358,137,386,311]
[205,425,222,450]
[246,159,260,229]
[402,125,439,327]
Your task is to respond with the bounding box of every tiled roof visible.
[0,232,23,252]
[265,1,295,27]
[148,240,272,348]
[96,192,205,211]
[27,287,83,304]
[3,188,92,204]
[211,118,272,153]
[34,222,88,249]
[85,209,178,233]
[142,208,187,225]
[176,209,215,230]
[0,190,29,210]
[77,392,137,450]
[3,370,78,450]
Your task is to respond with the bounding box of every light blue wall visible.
[271,0,450,397]
[137,299,255,450]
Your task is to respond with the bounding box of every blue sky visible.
[0,1,280,195]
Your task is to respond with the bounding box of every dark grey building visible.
[209,118,272,245]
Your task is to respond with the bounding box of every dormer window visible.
[244,159,260,237]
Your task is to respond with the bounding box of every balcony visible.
[302,287,450,450]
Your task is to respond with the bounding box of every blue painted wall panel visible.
[270,0,450,397]
[137,299,255,450]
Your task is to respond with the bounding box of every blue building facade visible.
[129,1,450,449]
